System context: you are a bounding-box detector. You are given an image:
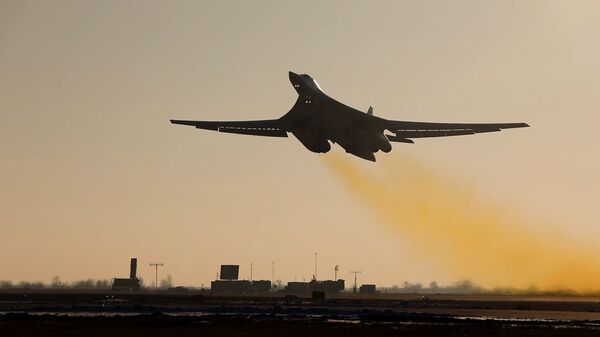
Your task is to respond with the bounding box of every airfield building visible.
[211,280,251,292]
[210,280,272,293]
[285,282,311,293]
[112,258,141,291]
[211,264,271,293]
[285,279,345,294]
[359,284,377,295]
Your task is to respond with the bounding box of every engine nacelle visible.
[354,130,392,153]
[347,148,376,162]
[377,133,392,153]
[292,129,331,153]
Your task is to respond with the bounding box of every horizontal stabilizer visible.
[386,135,414,143]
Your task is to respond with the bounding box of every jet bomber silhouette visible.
[171,72,528,161]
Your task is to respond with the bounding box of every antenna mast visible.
[314,252,318,280]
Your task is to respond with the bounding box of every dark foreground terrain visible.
[2,291,600,336]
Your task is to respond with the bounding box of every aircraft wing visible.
[383,120,529,143]
[170,119,288,137]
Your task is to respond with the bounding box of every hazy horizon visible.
[2,1,600,289]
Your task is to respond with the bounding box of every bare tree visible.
[94,279,111,289]
[71,279,95,289]
[0,280,13,289]
[159,274,173,289]
[429,281,439,293]
[17,281,29,288]
[51,276,62,289]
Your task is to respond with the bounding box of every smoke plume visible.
[324,152,599,291]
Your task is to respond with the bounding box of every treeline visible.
[1,277,597,295]
[0,275,179,290]
[0,277,115,290]
[380,280,482,294]
[379,280,598,296]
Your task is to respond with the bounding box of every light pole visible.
[349,271,362,294]
[149,262,164,289]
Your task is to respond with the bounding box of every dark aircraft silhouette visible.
[171,72,529,161]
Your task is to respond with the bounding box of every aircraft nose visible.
[289,71,299,81]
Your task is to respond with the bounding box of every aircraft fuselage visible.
[283,72,391,161]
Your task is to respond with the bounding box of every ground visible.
[1,291,600,336]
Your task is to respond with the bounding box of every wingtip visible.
[503,122,530,129]
[170,119,195,126]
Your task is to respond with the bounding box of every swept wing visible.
[383,120,528,143]
[170,119,288,137]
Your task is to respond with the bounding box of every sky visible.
[1,0,599,289]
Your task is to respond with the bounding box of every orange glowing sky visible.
[1,1,600,289]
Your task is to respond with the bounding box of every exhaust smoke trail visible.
[324,153,599,291]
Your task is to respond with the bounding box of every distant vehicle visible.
[171,72,528,162]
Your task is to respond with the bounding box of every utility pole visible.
[149,262,164,289]
[272,260,275,289]
[250,262,253,282]
[349,271,362,294]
